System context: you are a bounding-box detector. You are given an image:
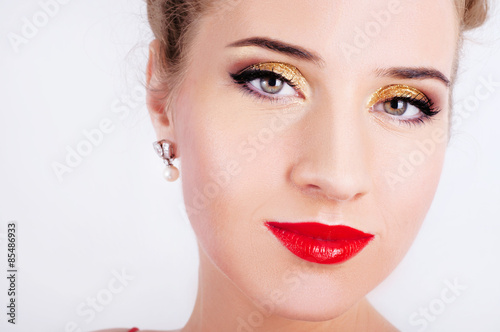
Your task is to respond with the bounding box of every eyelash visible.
[230,69,300,103]
[229,68,441,127]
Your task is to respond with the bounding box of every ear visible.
[146,39,179,157]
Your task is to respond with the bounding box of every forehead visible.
[200,0,459,77]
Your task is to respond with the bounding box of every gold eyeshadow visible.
[366,84,429,109]
[246,62,308,94]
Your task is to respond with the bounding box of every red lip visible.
[264,221,374,264]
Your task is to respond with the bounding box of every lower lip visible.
[264,221,374,264]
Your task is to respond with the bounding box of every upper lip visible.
[264,221,374,241]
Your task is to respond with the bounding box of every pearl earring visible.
[152,139,179,182]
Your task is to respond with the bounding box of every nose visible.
[290,96,372,202]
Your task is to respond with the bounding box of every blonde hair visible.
[456,0,489,31]
[146,0,489,106]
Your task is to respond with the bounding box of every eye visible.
[367,84,441,126]
[249,75,296,96]
[230,62,307,101]
[374,98,420,119]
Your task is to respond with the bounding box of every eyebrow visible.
[375,67,450,87]
[227,37,325,67]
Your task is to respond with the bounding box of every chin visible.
[237,268,371,322]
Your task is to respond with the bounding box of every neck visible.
[182,245,398,332]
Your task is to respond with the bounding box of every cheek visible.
[174,84,268,264]
[373,127,448,260]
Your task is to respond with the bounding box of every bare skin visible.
[97,0,460,331]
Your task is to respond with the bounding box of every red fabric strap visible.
[128,328,139,332]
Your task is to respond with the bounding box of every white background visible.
[1,1,499,331]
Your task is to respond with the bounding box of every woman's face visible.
[151,0,458,320]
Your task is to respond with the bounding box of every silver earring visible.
[152,139,179,182]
